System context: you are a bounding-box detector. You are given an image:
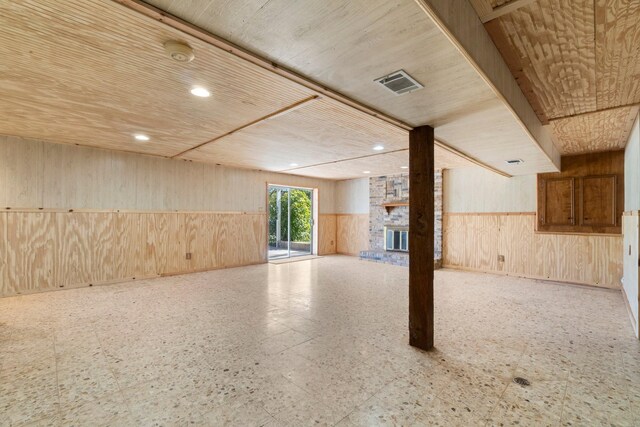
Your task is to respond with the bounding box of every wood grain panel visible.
[443,213,623,289]
[0,0,313,157]
[6,213,57,294]
[595,0,640,109]
[240,213,268,266]
[0,213,6,296]
[0,211,269,297]
[336,214,369,256]
[318,214,337,255]
[487,0,597,120]
[144,213,171,276]
[549,106,640,154]
[483,0,640,154]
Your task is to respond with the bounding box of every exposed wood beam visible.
[172,96,319,158]
[409,125,435,351]
[468,0,493,18]
[113,0,412,132]
[434,140,512,177]
[481,0,538,23]
[412,0,561,171]
[547,102,640,122]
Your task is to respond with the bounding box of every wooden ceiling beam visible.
[172,95,319,158]
[433,140,512,177]
[412,0,561,172]
[480,0,538,23]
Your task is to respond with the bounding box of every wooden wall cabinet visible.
[537,151,623,234]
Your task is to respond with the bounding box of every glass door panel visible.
[268,185,313,259]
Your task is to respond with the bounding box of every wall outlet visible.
[186,252,192,260]
[498,254,505,262]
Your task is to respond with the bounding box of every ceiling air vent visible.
[374,70,423,96]
[506,159,524,165]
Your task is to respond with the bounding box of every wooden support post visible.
[409,125,434,350]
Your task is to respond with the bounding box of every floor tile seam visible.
[92,327,133,418]
[481,341,530,425]
[51,332,63,422]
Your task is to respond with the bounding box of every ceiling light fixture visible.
[134,133,150,141]
[363,171,371,174]
[289,163,299,167]
[190,86,211,97]
[373,145,384,151]
[401,166,408,169]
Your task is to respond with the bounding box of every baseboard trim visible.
[441,264,621,291]
[621,286,639,338]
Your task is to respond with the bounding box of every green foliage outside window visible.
[268,189,311,244]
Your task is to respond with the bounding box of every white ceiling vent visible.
[374,70,424,95]
[505,159,524,165]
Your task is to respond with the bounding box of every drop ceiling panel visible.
[181,98,408,171]
[0,0,314,157]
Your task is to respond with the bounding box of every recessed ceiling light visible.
[373,145,384,151]
[134,133,150,141]
[363,171,371,174]
[289,163,298,167]
[400,166,408,169]
[190,86,210,97]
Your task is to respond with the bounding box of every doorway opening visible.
[268,185,316,260]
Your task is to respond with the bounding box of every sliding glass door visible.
[268,185,313,259]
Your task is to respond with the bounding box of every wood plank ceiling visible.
[142,0,562,175]
[45,0,568,176]
[471,0,640,155]
[0,0,479,179]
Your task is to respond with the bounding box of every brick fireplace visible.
[359,171,442,267]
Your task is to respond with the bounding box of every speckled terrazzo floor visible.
[1,255,639,426]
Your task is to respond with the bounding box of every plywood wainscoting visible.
[0,210,267,297]
[443,213,623,289]
[318,214,337,255]
[336,214,369,256]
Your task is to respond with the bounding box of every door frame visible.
[265,182,318,260]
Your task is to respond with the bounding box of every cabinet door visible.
[542,178,575,225]
[581,175,616,226]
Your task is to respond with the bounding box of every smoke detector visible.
[163,41,194,63]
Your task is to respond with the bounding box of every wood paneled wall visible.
[443,213,623,289]
[318,214,337,255]
[0,135,336,213]
[336,214,369,256]
[622,212,639,336]
[0,210,266,297]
